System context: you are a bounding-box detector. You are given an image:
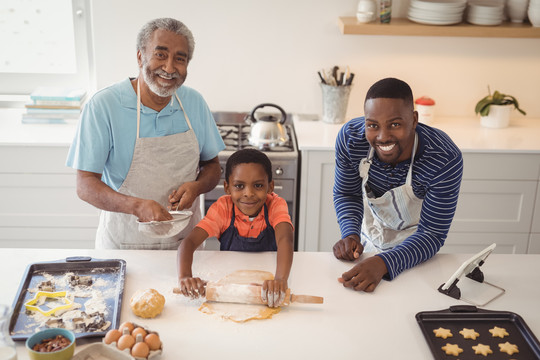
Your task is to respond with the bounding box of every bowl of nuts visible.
[26,328,76,360]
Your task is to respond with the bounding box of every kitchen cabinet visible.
[338,17,540,38]
[0,144,99,248]
[529,179,540,254]
[442,152,540,254]
[297,150,540,253]
[297,150,339,251]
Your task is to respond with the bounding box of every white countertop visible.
[0,108,77,146]
[3,107,540,153]
[2,249,540,360]
[293,114,540,153]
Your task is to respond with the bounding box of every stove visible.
[203,111,300,249]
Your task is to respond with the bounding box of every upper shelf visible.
[338,17,540,38]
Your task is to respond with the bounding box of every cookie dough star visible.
[472,343,493,356]
[459,328,480,340]
[489,326,509,338]
[499,341,519,355]
[433,327,453,339]
[441,343,463,356]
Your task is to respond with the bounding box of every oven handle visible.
[214,184,283,190]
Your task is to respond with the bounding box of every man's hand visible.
[338,256,388,292]
[169,181,201,211]
[178,277,207,298]
[262,279,288,308]
[135,199,173,222]
[333,235,363,261]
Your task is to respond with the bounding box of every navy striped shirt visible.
[334,117,463,280]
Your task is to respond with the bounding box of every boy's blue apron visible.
[219,204,277,251]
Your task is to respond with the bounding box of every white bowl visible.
[137,210,192,238]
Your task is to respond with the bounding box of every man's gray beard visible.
[142,61,181,98]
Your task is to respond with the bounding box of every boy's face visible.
[223,163,274,217]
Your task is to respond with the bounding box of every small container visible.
[415,96,436,125]
[356,0,377,23]
[320,84,352,124]
[380,0,392,23]
[137,210,192,239]
[26,328,75,360]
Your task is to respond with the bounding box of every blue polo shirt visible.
[66,78,225,190]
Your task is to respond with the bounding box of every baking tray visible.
[416,305,540,359]
[9,256,126,341]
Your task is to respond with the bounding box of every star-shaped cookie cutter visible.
[24,291,73,316]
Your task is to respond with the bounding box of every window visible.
[0,0,93,96]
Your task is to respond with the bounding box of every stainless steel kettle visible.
[248,103,289,149]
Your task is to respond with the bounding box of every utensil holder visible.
[320,84,352,124]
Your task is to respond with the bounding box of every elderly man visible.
[67,18,225,249]
[333,78,463,292]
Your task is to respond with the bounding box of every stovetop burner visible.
[218,124,295,152]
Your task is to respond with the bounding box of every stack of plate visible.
[408,0,467,25]
[467,1,505,26]
[529,0,540,27]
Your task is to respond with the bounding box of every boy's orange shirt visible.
[197,192,293,239]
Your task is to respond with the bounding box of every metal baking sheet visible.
[9,256,126,341]
[416,305,540,359]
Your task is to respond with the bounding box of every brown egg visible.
[117,334,135,351]
[131,327,147,339]
[119,321,135,334]
[144,333,161,351]
[104,329,122,344]
[131,341,150,358]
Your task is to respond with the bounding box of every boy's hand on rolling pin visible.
[333,235,363,261]
[178,277,207,299]
[262,279,288,308]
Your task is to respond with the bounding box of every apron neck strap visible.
[136,80,193,139]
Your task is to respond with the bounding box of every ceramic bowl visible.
[26,328,76,360]
[137,210,193,238]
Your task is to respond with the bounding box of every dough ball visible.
[130,289,165,319]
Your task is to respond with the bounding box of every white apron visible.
[96,80,201,249]
[359,134,423,253]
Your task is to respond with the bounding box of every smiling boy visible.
[333,77,463,292]
[177,149,294,307]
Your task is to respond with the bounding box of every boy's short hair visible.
[225,149,273,182]
[365,77,414,109]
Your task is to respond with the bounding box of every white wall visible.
[90,0,540,119]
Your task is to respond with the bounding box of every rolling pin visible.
[173,283,323,306]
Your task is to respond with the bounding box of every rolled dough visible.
[198,270,281,322]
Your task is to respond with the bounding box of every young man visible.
[333,77,463,292]
[66,18,225,249]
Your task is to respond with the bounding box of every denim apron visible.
[359,134,423,252]
[95,80,201,249]
[219,204,277,252]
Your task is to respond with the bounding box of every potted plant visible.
[474,87,526,128]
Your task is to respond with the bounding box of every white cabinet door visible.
[297,150,340,251]
[450,180,537,233]
[0,145,99,248]
[529,234,540,254]
[443,232,529,254]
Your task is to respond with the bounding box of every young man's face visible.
[224,163,274,217]
[137,29,189,97]
[364,97,418,166]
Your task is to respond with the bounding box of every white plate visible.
[408,15,462,25]
[408,11,463,22]
[467,17,503,25]
[411,0,466,11]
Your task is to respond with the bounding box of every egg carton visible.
[102,323,163,360]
